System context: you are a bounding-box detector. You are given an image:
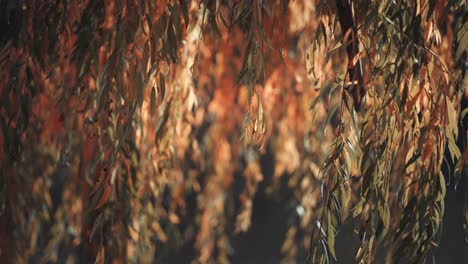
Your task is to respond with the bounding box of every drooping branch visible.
[335,0,365,110]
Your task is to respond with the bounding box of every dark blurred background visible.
[229,157,466,264]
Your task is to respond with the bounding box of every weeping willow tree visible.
[0,0,466,263]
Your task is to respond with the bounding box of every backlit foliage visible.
[0,0,466,263]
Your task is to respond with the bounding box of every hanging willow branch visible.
[334,0,365,111]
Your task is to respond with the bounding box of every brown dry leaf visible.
[425,21,433,44]
[349,51,363,68]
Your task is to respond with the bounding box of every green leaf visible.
[447,132,461,161]
[378,203,390,241]
[330,193,342,226]
[326,211,336,260]
[446,97,457,135]
[328,81,341,102]
[258,22,273,49]
[323,105,339,134]
[455,21,467,61]
[438,171,446,201]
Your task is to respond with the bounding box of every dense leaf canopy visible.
[0,0,466,263]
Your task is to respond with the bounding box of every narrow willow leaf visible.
[159,73,166,101]
[438,171,446,201]
[328,81,341,102]
[320,239,330,264]
[258,22,273,49]
[400,80,408,109]
[328,41,343,54]
[156,99,171,142]
[405,152,421,169]
[446,98,457,135]
[455,21,467,61]
[345,138,355,158]
[379,203,390,241]
[327,210,336,259]
[219,11,230,29]
[150,87,156,116]
[330,193,342,226]
[146,63,159,84]
[323,105,339,134]
[309,96,321,111]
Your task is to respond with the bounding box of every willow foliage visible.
[0,0,466,263]
[308,1,467,263]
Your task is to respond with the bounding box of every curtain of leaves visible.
[0,0,466,263]
[308,0,467,263]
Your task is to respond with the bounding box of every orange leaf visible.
[95,182,111,209]
[349,51,363,68]
[94,246,105,264]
